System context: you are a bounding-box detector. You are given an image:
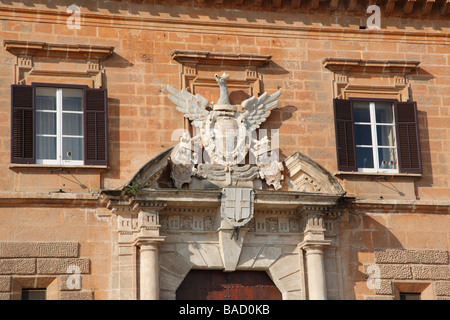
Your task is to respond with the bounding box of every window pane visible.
[356,147,374,169]
[353,102,370,122]
[36,88,56,111]
[36,112,56,135]
[375,102,394,123]
[377,125,395,146]
[378,148,398,170]
[63,113,83,136]
[63,137,83,160]
[22,289,46,300]
[36,136,57,160]
[355,124,372,145]
[62,89,83,111]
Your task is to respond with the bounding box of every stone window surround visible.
[0,241,93,300]
[3,40,114,88]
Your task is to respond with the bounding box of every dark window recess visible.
[22,289,46,300]
[399,292,421,300]
[11,85,108,166]
[333,98,422,174]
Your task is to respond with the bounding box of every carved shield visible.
[203,113,249,166]
[221,188,254,227]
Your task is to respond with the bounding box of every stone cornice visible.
[3,40,115,61]
[171,50,272,67]
[322,58,421,74]
[0,6,448,46]
[0,192,100,207]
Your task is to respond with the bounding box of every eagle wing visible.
[166,85,210,128]
[241,89,281,131]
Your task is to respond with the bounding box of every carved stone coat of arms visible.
[166,73,284,190]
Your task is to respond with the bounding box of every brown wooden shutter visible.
[84,88,108,166]
[395,101,422,174]
[11,85,35,164]
[334,99,357,171]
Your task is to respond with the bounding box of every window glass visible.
[356,147,374,169]
[36,88,56,111]
[62,113,83,136]
[62,88,83,111]
[378,148,397,170]
[63,137,83,161]
[36,136,57,160]
[355,124,372,146]
[36,112,56,135]
[22,289,46,300]
[353,102,370,122]
[35,87,84,164]
[375,102,394,123]
[376,125,395,146]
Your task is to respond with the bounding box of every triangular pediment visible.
[122,147,344,197]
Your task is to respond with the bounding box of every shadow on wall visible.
[6,0,447,32]
[338,208,406,299]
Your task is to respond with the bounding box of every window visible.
[399,292,421,300]
[334,98,422,174]
[11,84,108,166]
[21,288,46,300]
[36,87,84,165]
[353,101,397,173]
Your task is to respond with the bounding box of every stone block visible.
[364,295,395,300]
[0,293,10,300]
[0,242,78,258]
[435,281,450,296]
[36,258,90,274]
[59,290,93,300]
[59,274,82,291]
[0,276,10,291]
[407,250,449,265]
[375,280,393,295]
[0,259,36,274]
[374,249,408,264]
[367,264,412,279]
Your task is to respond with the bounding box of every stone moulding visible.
[170,50,272,67]
[3,40,115,87]
[322,58,421,74]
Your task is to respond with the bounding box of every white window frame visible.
[35,88,84,166]
[354,101,398,173]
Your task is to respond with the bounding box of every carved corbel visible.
[15,56,34,85]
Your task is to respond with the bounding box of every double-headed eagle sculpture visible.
[166,73,284,190]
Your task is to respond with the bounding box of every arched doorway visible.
[176,270,282,300]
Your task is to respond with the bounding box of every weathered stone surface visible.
[375,280,393,295]
[374,249,449,265]
[0,276,11,291]
[374,249,408,264]
[59,274,82,291]
[59,290,93,300]
[0,293,10,300]
[364,264,412,279]
[435,281,450,296]
[407,250,449,265]
[0,242,78,258]
[365,295,395,300]
[412,265,450,280]
[36,258,90,274]
[0,259,36,274]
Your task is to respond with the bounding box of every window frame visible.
[34,83,87,166]
[11,82,108,167]
[351,98,399,174]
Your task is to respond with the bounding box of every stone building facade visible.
[0,0,448,300]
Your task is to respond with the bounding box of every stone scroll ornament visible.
[166,73,283,190]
